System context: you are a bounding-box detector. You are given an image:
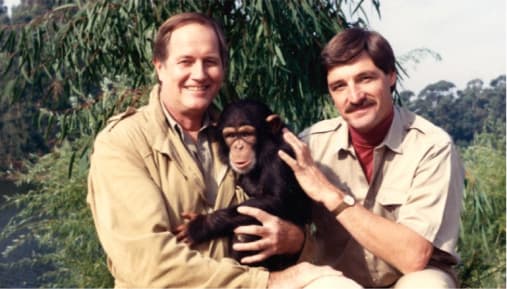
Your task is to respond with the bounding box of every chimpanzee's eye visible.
[239,132,253,138]
[238,125,256,144]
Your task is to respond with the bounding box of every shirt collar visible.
[159,97,212,140]
[378,106,404,154]
[335,106,404,155]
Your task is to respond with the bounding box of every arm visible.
[87,129,268,288]
[278,129,443,273]
[180,196,285,245]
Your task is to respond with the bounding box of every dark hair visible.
[321,28,397,91]
[152,12,228,69]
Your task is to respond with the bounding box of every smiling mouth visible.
[185,85,210,92]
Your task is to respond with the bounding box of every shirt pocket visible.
[375,188,407,221]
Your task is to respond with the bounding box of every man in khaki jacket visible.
[279,28,464,288]
[87,12,341,288]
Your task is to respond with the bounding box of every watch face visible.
[344,195,355,206]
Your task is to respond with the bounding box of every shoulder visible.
[299,117,344,140]
[399,107,453,146]
[94,105,152,150]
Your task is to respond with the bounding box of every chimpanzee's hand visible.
[173,212,199,245]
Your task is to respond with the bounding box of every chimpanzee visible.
[177,99,311,271]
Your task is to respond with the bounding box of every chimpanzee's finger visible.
[174,226,187,241]
[181,212,198,221]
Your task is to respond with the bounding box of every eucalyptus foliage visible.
[1,0,379,134]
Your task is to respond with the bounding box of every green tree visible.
[1,0,381,132]
[404,75,506,146]
[0,0,54,171]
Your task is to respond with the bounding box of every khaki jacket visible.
[299,106,464,287]
[87,86,269,288]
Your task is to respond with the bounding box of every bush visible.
[0,140,113,287]
[457,129,506,288]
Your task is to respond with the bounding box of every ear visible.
[153,60,163,83]
[388,70,397,87]
[266,114,283,134]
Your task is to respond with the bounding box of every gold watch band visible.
[329,194,356,215]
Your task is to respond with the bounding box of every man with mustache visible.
[278,28,464,288]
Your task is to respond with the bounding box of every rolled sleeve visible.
[397,141,464,252]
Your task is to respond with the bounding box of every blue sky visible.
[5,0,506,95]
[360,0,506,95]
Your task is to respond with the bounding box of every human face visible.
[327,51,396,133]
[155,23,224,118]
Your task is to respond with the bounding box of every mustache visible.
[344,98,376,113]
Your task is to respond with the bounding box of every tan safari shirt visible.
[87,85,269,288]
[299,106,464,288]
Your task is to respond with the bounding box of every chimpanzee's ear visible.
[266,114,283,134]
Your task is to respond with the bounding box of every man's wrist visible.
[321,188,343,211]
[329,194,356,215]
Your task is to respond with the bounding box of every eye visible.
[204,58,220,66]
[238,128,256,144]
[360,75,372,82]
[177,58,193,66]
[223,132,237,140]
[239,131,255,142]
[330,83,345,92]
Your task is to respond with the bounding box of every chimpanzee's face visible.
[217,100,282,174]
[222,125,257,174]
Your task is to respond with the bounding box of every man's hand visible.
[278,128,343,210]
[233,206,304,264]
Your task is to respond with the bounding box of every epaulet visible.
[106,106,138,131]
[299,117,342,138]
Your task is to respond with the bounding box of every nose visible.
[191,61,207,80]
[232,139,244,150]
[348,85,366,104]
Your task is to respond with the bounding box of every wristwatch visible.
[330,194,356,215]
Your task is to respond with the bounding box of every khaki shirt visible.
[87,85,269,288]
[160,99,218,205]
[299,106,464,287]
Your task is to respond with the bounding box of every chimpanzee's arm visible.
[186,197,284,244]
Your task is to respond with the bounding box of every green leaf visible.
[274,44,286,66]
